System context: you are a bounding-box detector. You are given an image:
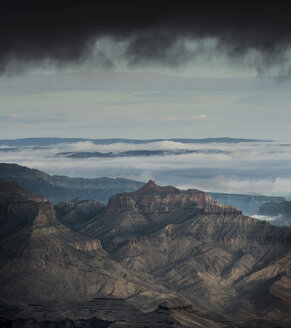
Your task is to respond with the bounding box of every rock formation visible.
[55,198,105,232]
[65,180,291,324]
[0,181,173,310]
[1,163,286,217]
[0,180,290,327]
[78,180,243,244]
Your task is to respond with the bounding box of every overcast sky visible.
[1,1,291,140]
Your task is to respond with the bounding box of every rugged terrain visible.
[0,180,290,327]
[0,163,144,203]
[56,180,291,325]
[1,163,288,220]
[0,182,177,306]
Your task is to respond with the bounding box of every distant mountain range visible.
[210,192,286,216]
[0,163,144,203]
[259,201,291,226]
[0,137,269,147]
[0,180,290,327]
[57,149,229,158]
[0,163,288,225]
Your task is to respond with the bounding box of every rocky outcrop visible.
[107,180,240,214]
[1,181,291,327]
[70,180,291,323]
[78,180,291,250]
[86,180,242,242]
[0,182,171,309]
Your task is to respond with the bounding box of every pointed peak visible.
[145,179,157,188]
[140,179,162,191]
[136,180,160,193]
[137,180,180,194]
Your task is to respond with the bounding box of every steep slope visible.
[0,163,144,203]
[63,180,291,324]
[259,201,291,226]
[0,182,172,308]
[2,180,290,327]
[0,184,237,327]
[55,198,105,232]
[80,180,241,242]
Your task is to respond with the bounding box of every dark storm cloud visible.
[1,1,291,74]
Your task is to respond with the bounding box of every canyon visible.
[0,180,290,326]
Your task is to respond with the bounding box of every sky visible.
[1,1,291,140]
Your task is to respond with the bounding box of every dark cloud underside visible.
[1,1,291,72]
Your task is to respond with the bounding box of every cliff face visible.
[83,180,242,242]
[107,180,228,212]
[0,181,170,309]
[71,180,291,322]
[1,180,291,327]
[75,180,291,251]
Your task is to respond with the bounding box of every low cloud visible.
[251,215,282,222]
[1,140,291,198]
[187,176,291,196]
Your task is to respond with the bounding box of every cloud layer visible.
[1,139,291,198]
